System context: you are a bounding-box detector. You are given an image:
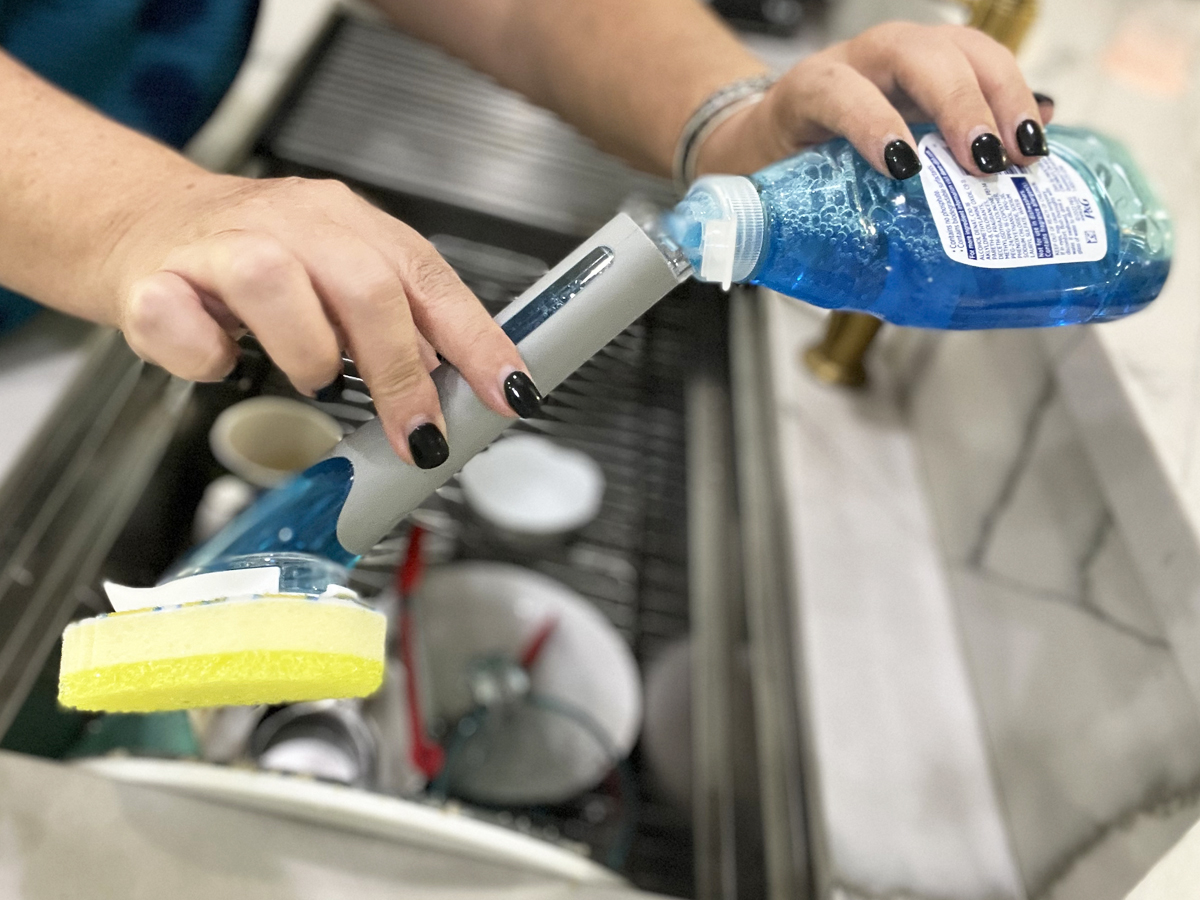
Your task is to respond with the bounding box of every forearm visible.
[0,51,207,321]
[373,0,769,176]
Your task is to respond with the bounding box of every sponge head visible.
[59,595,386,713]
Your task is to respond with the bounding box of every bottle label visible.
[917,133,1108,268]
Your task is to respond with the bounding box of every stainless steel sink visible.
[0,14,780,900]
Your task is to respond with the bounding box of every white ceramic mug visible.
[209,396,344,489]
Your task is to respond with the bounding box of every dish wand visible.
[58,211,692,713]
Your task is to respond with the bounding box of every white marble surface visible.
[761,290,1023,900]
[906,325,1200,900]
[756,290,1200,899]
[1014,0,1200,711]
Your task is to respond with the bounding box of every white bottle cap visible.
[689,175,764,289]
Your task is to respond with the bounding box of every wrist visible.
[672,74,776,189]
[691,96,782,178]
[99,164,232,318]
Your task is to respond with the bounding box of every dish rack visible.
[240,14,753,895]
[229,275,708,896]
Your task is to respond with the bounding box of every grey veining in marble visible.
[1018,0,1200,714]
[911,330,1200,900]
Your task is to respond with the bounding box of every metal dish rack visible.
[240,14,763,897]
[240,14,750,894]
[235,268,714,898]
[0,12,772,898]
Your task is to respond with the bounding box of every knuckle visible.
[859,20,913,50]
[309,346,345,381]
[406,247,465,301]
[457,318,505,360]
[312,177,355,202]
[124,281,170,341]
[941,81,983,112]
[935,23,969,42]
[961,28,1016,66]
[225,235,295,292]
[803,60,849,98]
[366,353,431,406]
[285,342,342,385]
[342,265,403,313]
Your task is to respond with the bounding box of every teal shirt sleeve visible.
[0,0,261,330]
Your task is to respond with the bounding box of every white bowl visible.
[209,396,344,488]
[413,562,641,805]
[458,435,604,538]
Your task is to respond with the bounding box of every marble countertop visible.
[1021,1,1200,709]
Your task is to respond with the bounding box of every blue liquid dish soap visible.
[663,124,1173,329]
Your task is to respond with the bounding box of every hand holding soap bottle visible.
[664,124,1172,329]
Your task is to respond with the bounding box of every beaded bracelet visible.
[672,74,777,191]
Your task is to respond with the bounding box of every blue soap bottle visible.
[663,124,1173,329]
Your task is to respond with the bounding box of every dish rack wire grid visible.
[246,262,700,895]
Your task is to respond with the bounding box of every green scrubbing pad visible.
[59,594,386,713]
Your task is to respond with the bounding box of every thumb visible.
[122,270,239,381]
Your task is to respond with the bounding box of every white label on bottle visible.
[917,132,1107,268]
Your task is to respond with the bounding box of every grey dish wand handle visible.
[329,213,688,556]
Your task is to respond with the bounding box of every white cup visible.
[209,396,344,489]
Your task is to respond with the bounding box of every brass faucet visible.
[802,0,1039,387]
[960,0,1039,54]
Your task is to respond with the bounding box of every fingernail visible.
[971,132,1010,174]
[1033,92,1055,108]
[503,371,543,418]
[408,423,449,469]
[884,139,922,180]
[1016,119,1049,157]
[314,372,346,403]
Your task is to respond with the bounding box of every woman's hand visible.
[696,22,1055,181]
[109,172,540,468]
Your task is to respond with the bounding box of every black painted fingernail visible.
[971,132,1010,174]
[884,140,922,180]
[1016,119,1049,157]
[408,423,449,469]
[1033,92,1055,108]
[503,371,543,418]
[314,372,345,403]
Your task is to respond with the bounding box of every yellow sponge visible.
[59,595,386,713]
